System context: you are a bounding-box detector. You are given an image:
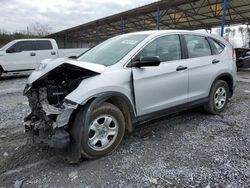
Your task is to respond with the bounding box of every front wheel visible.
[80,102,125,159]
[204,80,229,114]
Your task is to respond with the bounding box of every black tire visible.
[0,68,2,77]
[80,102,125,159]
[204,80,229,115]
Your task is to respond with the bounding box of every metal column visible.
[80,31,84,48]
[64,34,67,48]
[120,17,124,33]
[156,5,161,30]
[220,0,228,37]
[96,27,99,45]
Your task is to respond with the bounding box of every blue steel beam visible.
[96,27,99,45]
[80,31,84,48]
[64,34,67,48]
[120,17,124,33]
[157,5,161,30]
[221,0,228,37]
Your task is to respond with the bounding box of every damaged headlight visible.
[37,62,48,71]
[63,99,78,109]
[36,59,52,71]
[53,99,78,129]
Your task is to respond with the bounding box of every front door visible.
[132,34,188,116]
[5,41,37,71]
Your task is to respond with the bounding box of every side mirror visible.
[132,56,161,68]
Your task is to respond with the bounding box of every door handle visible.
[51,51,56,55]
[30,52,36,56]
[212,59,220,64]
[176,65,187,71]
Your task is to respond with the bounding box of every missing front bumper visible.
[24,100,78,149]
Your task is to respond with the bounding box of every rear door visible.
[132,34,188,116]
[5,41,37,71]
[35,40,56,67]
[183,34,225,102]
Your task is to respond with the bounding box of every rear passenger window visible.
[35,40,53,50]
[10,41,34,52]
[184,35,211,58]
[135,35,182,62]
[208,38,225,54]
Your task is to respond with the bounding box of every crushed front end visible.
[23,61,100,149]
[23,86,77,149]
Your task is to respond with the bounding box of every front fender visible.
[65,69,134,107]
[0,59,7,71]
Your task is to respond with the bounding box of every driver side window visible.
[135,34,182,62]
[8,41,34,52]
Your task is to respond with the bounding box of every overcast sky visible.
[0,0,154,33]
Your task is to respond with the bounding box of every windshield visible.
[77,34,148,66]
[0,40,14,51]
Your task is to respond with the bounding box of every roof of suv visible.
[124,30,208,35]
[126,30,227,45]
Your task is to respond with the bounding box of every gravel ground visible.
[0,75,249,187]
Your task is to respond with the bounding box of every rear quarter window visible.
[208,38,225,55]
[35,40,53,50]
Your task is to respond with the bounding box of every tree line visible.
[0,22,50,48]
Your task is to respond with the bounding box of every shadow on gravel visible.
[129,107,203,139]
[0,74,29,81]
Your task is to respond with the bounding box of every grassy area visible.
[0,33,37,48]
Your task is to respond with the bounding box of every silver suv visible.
[23,30,237,163]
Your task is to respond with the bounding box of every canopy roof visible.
[48,0,250,46]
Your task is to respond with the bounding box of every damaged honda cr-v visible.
[24,30,237,163]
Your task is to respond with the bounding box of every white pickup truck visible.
[0,38,88,77]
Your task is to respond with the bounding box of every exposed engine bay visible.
[24,63,98,148]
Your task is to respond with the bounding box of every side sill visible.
[134,97,209,125]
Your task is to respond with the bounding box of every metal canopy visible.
[48,0,250,48]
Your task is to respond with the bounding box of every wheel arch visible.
[65,92,136,163]
[211,73,234,98]
[81,92,136,132]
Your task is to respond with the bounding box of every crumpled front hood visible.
[28,58,106,84]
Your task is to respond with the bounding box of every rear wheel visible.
[204,80,229,114]
[80,102,125,159]
[0,68,2,77]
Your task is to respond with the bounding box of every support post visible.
[120,17,124,33]
[80,31,84,48]
[96,27,99,45]
[64,34,67,48]
[220,0,228,37]
[157,5,161,30]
